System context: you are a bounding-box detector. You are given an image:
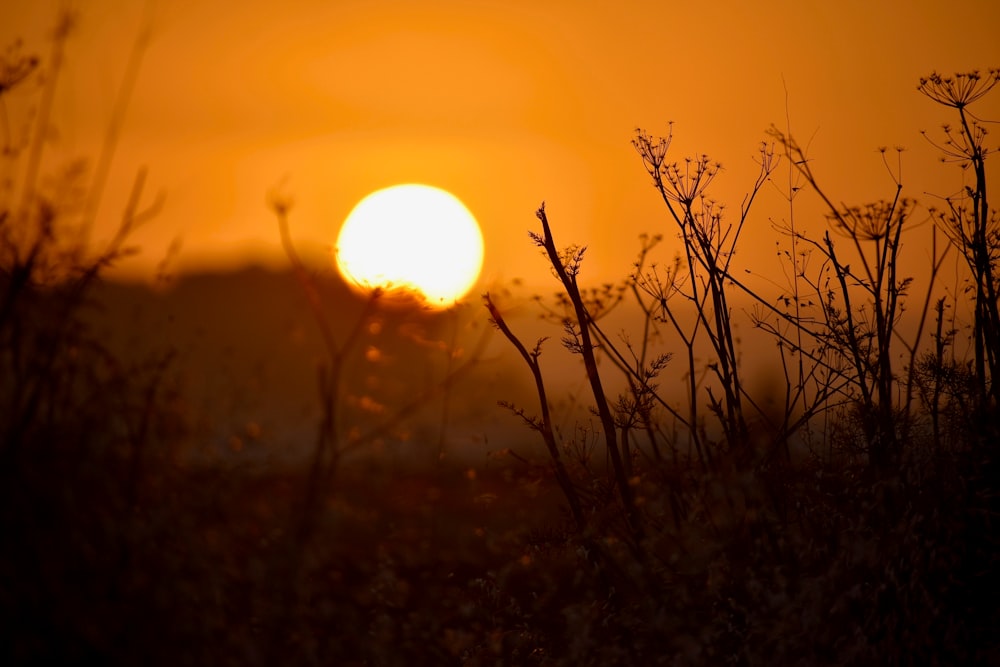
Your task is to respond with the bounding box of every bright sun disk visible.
[335,184,484,307]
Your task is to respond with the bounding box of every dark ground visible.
[1,269,998,666]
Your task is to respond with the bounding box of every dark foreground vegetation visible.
[2,14,998,666]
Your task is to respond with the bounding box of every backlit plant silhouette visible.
[483,66,999,664]
[918,70,1000,415]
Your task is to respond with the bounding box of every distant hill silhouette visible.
[88,265,522,468]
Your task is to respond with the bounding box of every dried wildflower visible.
[827,199,913,242]
[632,124,673,173]
[661,154,721,206]
[917,69,1000,109]
[920,121,991,166]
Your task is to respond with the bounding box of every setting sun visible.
[335,184,484,307]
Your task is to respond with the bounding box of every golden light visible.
[335,184,485,307]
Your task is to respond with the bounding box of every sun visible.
[335,184,484,307]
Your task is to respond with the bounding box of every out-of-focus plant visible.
[265,195,493,659]
[0,9,162,467]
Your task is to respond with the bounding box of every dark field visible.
[3,420,998,666]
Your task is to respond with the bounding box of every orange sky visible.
[3,0,999,292]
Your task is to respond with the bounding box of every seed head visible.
[917,69,1000,109]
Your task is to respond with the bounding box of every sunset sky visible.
[3,0,998,292]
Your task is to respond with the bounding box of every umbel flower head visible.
[827,200,913,242]
[917,69,1000,109]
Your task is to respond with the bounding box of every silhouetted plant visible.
[632,127,778,465]
[485,203,647,559]
[483,294,587,532]
[919,69,1000,417]
[756,131,948,473]
[485,68,999,660]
